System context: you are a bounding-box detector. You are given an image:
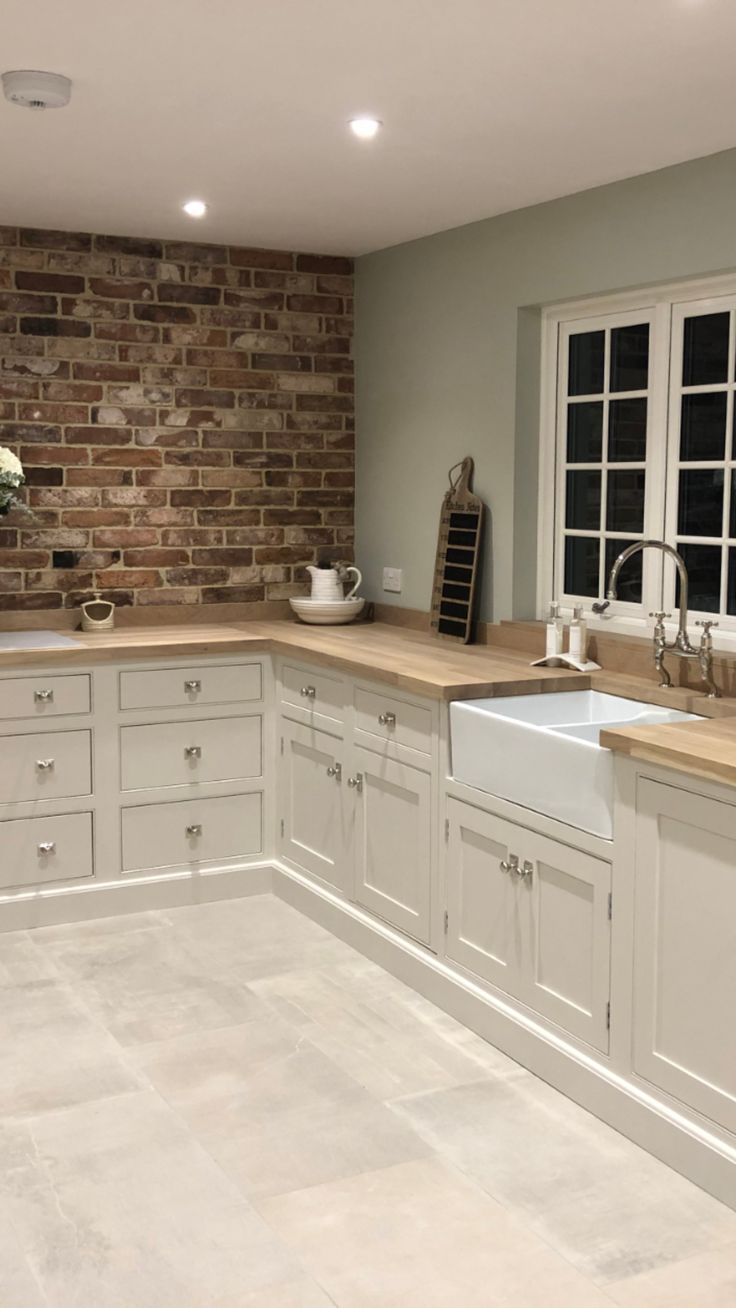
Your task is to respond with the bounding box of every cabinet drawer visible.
[121,792,262,871]
[0,730,92,804]
[354,687,432,755]
[119,662,261,711]
[120,716,261,791]
[0,811,93,890]
[0,674,90,721]
[281,662,345,723]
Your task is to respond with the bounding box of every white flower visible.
[0,447,23,478]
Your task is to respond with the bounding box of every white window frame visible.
[538,272,736,653]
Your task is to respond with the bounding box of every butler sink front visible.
[450,690,701,839]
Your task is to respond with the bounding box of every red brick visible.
[134,303,196,324]
[20,317,91,338]
[66,426,134,446]
[62,510,130,527]
[21,229,91,251]
[73,362,141,382]
[164,567,229,586]
[229,248,294,270]
[93,528,158,548]
[170,489,231,508]
[20,445,89,465]
[95,568,162,588]
[94,234,163,258]
[0,292,58,314]
[201,585,265,603]
[135,508,194,527]
[286,294,343,314]
[89,277,153,299]
[164,242,228,265]
[95,322,159,343]
[122,548,189,567]
[16,271,85,294]
[0,592,63,610]
[91,448,162,467]
[68,468,133,486]
[191,548,253,566]
[61,298,129,321]
[157,284,220,305]
[102,488,167,508]
[41,381,104,403]
[296,254,352,275]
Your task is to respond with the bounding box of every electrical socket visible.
[382,567,403,593]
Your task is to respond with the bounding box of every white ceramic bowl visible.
[289,597,365,625]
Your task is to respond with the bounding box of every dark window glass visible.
[731,470,736,539]
[606,470,646,533]
[610,323,649,392]
[677,469,724,537]
[680,392,727,461]
[608,398,647,462]
[682,312,729,386]
[564,536,599,596]
[566,470,601,530]
[605,538,643,603]
[566,402,603,462]
[727,549,736,614]
[568,331,604,396]
[676,543,721,613]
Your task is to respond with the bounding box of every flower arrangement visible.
[0,446,27,516]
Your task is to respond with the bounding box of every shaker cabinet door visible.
[280,721,350,895]
[352,746,431,944]
[633,778,736,1133]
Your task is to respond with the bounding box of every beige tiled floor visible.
[0,895,734,1306]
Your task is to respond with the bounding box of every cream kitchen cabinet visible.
[445,796,612,1052]
[632,776,736,1135]
[352,744,432,943]
[277,666,437,946]
[280,719,350,894]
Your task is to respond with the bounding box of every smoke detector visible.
[2,70,72,110]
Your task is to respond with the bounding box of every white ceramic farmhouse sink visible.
[450,690,702,839]
[0,630,82,651]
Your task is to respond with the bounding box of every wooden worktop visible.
[601,715,736,789]
[0,619,590,700]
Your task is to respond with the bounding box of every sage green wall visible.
[354,147,736,622]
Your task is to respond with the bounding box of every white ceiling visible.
[2,0,736,255]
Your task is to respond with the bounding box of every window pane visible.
[608,398,647,462]
[677,468,724,537]
[610,323,649,392]
[566,470,601,530]
[727,548,736,614]
[568,331,604,396]
[605,538,643,603]
[676,543,721,613]
[680,392,727,461]
[565,536,599,596]
[566,402,603,462]
[606,470,645,533]
[682,312,729,386]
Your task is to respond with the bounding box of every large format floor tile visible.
[133,1013,429,1198]
[392,1075,736,1284]
[251,957,525,1099]
[604,1242,736,1306]
[0,1090,302,1307]
[259,1156,614,1307]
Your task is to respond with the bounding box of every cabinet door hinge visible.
[607,892,612,921]
[444,817,450,841]
[280,818,285,838]
[443,909,449,934]
[606,1001,611,1030]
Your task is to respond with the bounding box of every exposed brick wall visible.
[0,227,354,612]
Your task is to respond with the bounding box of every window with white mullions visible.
[555,306,661,613]
[542,278,736,644]
[666,298,736,622]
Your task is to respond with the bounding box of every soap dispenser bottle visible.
[545,601,564,660]
[568,604,587,663]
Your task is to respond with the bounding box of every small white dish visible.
[289,597,365,625]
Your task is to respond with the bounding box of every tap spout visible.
[606,539,695,653]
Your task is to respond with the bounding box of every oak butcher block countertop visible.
[601,715,736,790]
[0,619,589,700]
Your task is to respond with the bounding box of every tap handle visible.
[648,611,672,621]
[695,619,718,630]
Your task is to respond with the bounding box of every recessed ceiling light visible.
[182,198,207,218]
[349,116,382,140]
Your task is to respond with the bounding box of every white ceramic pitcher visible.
[306,564,362,601]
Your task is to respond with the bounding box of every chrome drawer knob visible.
[326,762,342,779]
[300,685,316,698]
[518,860,534,881]
[347,773,363,792]
[184,745,202,759]
[500,854,519,874]
[185,823,202,837]
[378,712,396,727]
[184,680,201,693]
[37,841,56,855]
[35,758,55,771]
[34,689,54,703]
